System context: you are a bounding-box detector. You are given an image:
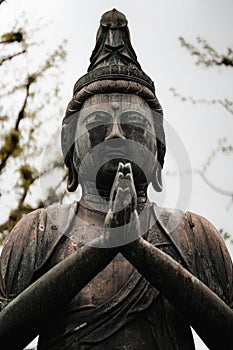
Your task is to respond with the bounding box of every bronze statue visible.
[0,9,232,350]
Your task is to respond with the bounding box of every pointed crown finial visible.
[72,8,157,96]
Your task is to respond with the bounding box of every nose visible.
[105,122,125,140]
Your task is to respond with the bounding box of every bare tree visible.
[0,5,67,244]
[171,37,233,198]
[170,37,233,242]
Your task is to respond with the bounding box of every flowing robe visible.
[0,202,232,349]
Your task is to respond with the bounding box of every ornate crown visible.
[62,9,165,192]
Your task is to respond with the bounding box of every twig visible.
[0,50,26,65]
[195,170,233,197]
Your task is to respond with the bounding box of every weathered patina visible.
[0,9,232,350]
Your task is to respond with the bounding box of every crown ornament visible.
[62,9,165,192]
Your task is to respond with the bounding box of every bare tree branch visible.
[15,82,30,129]
[218,99,233,115]
[195,170,233,197]
[166,138,233,199]
[0,82,31,172]
[0,43,66,173]
[0,82,28,97]
[0,49,26,65]
[0,165,67,239]
[0,9,67,244]
[219,229,233,245]
[179,36,233,68]
[170,88,233,116]
[0,30,24,44]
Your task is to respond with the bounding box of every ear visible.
[151,161,163,192]
[66,148,79,192]
[67,161,79,192]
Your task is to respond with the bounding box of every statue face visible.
[74,93,157,189]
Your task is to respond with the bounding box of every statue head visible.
[61,9,166,195]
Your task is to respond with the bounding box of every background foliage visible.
[0,1,67,244]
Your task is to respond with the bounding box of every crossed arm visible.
[105,163,233,349]
[0,164,232,350]
[121,239,233,349]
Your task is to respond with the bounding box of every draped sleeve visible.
[0,209,43,310]
[186,212,233,307]
[154,205,232,307]
[0,203,76,311]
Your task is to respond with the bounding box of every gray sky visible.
[1,1,233,349]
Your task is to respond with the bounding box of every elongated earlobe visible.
[151,162,163,192]
[67,161,79,192]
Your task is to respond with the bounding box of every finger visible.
[104,211,113,228]
[125,173,137,211]
[109,162,124,201]
[109,170,124,206]
[124,162,132,176]
[112,187,133,227]
[112,186,124,214]
[118,162,125,173]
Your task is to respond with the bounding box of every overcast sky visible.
[1,1,233,349]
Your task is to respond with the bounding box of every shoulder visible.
[2,208,42,252]
[185,211,232,268]
[186,211,232,305]
[0,208,42,298]
[0,202,79,295]
[152,204,228,252]
[2,201,79,263]
[151,204,232,304]
[154,204,231,270]
[4,201,79,243]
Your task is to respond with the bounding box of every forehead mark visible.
[111,102,120,111]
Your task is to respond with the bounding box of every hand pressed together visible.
[103,162,141,247]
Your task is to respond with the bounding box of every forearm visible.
[121,238,233,350]
[0,241,117,350]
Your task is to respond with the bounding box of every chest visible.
[50,224,135,306]
[78,253,134,306]
[48,207,182,307]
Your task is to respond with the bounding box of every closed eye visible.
[85,112,111,129]
[120,111,151,130]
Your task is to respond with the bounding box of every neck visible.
[80,180,149,213]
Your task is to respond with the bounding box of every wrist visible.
[89,235,120,253]
[120,236,145,255]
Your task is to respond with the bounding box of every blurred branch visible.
[166,138,233,199]
[15,81,30,129]
[195,170,233,197]
[218,99,233,115]
[0,30,24,44]
[179,36,233,68]
[173,36,233,244]
[0,43,66,97]
[0,82,29,97]
[0,81,30,172]
[0,49,26,65]
[170,88,233,116]
[0,30,25,65]
[0,163,67,240]
[0,45,66,172]
[219,229,233,245]
[173,37,233,116]
[0,9,67,245]
[200,139,233,198]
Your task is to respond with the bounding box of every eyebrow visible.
[83,111,111,121]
